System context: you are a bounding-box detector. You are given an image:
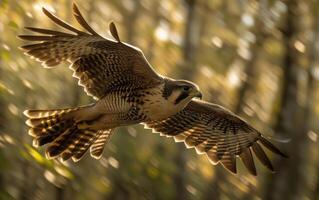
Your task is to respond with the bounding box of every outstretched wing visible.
[18,3,163,99]
[145,99,287,175]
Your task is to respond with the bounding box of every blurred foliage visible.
[0,0,319,200]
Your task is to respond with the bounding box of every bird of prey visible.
[19,3,287,175]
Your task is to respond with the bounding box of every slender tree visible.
[312,160,319,200]
[0,29,5,200]
[302,2,319,199]
[264,0,309,199]
[234,14,268,115]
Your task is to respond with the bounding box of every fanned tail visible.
[24,106,113,161]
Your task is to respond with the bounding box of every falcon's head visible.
[163,79,202,106]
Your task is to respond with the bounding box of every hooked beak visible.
[194,90,202,99]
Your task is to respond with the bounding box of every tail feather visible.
[61,151,73,161]
[24,106,114,161]
[26,117,60,128]
[28,127,44,137]
[90,129,114,159]
[60,129,96,161]
[46,126,80,158]
[33,129,63,147]
[24,108,79,119]
[30,120,72,135]
[71,130,101,162]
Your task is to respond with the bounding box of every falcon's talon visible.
[20,3,288,175]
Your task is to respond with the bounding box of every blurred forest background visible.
[0,0,319,199]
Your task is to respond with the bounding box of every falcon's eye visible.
[182,85,191,91]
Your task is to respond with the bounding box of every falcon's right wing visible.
[19,3,163,99]
[145,99,288,175]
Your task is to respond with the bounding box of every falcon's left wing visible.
[145,99,287,175]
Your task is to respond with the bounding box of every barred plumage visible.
[145,100,287,175]
[90,129,114,159]
[19,5,162,99]
[20,3,287,175]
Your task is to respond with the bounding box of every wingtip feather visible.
[41,5,84,35]
[72,3,81,16]
[240,148,257,176]
[17,35,26,41]
[251,143,274,171]
[72,3,100,36]
[72,2,79,11]
[109,22,121,42]
[220,155,237,174]
[258,136,288,158]
[42,7,50,16]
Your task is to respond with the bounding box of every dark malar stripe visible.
[162,79,177,99]
[174,92,189,105]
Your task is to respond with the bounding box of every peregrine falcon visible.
[19,3,287,175]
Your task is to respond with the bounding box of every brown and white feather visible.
[20,3,287,174]
[18,3,163,99]
[145,99,287,175]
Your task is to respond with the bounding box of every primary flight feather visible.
[19,3,287,175]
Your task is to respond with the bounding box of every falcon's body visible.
[76,78,200,130]
[20,3,287,175]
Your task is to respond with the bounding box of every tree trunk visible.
[302,3,319,199]
[264,1,308,199]
[312,160,319,200]
[234,18,266,115]
[0,22,5,199]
